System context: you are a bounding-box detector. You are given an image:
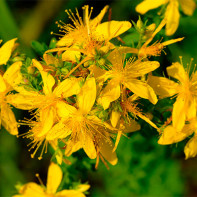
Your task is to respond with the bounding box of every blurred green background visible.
[1,0,197,196]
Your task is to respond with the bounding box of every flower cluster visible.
[0,4,196,196]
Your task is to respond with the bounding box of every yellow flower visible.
[50,77,118,166]
[0,61,22,135]
[148,60,197,131]
[136,0,196,35]
[7,59,82,159]
[96,49,159,110]
[158,119,197,159]
[13,162,90,197]
[55,5,131,49]
[46,5,131,77]
[0,38,17,65]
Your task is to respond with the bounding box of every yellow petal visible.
[54,78,81,98]
[126,60,160,78]
[3,61,22,86]
[172,96,186,131]
[32,59,43,70]
[47,162,62,194]
[89,65,107,82]
[167,62,187,83]
[120,119,141,133]
[184,136,197,159]
[40,71,55,95]
[62,47,81,62]
[158,125,188,145]
[97,136,118,165]
[0,75,6,92]
[6,94,43,110]
[165,0,180,36]
[179,0,196,16]
[124,79,158,104]
[98,79,120,110]
[82,132,97,159]
[36,107,55,137]
[94,21,131,41]
[137,112,159,131]
[162,37,184,47]
[56,190,85,197]
[56,35,74,47]
[186,98,196,120]
[65,140,82,157]
[1,104,18,135]
[91,5,109,26]
[33,59,55,95]
[18,182,45,197]
[46,121,71,140]
[78,77,96,114]
[53,147,63,165]
[136,0,168,14]
[76,184,90,193]
[148,75,179,98]
[110,111,120,128]
[107,49,124,70]
[113,130,122,152]
[143,18,167,47]
[43,53,60,66]
[56,101,77,118]
[0,38,17,65]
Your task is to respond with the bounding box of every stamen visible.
[35,173,45,187]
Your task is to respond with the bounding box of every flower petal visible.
[89,65,107,83]
[98,136,118,165]
[47,162,63,194]
[126,60,160,78]
[18,183,45,197]
[0,38,17,65]
[78,77,96,114]
[0,75,6,92]
[65,140,82,157]
[54,78,81,98]
[82,132,97,159]
[94,21,131,41]
[98,79,120,110]
[91,5,109,26]
[124,79,158,104]
[3,61,22,87]
[166,62,187,83]
[165,0,180,36]
[179,0,196,16]
[120,119,141,133]
[33,59,55,95]
[148,75,179,98]
[6,94,43,110]
[62,48,81,62]
[136,0,168,14]
[186,98,196,120]
[158,125,189,145]
[36,107,55,137]
[184,135,197,159]
[110,111,120,128]
[172,96,186,131]
[56,190,86,197]
[56,101,77,118]
[46,121,71,140]
[1,104,18,135]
